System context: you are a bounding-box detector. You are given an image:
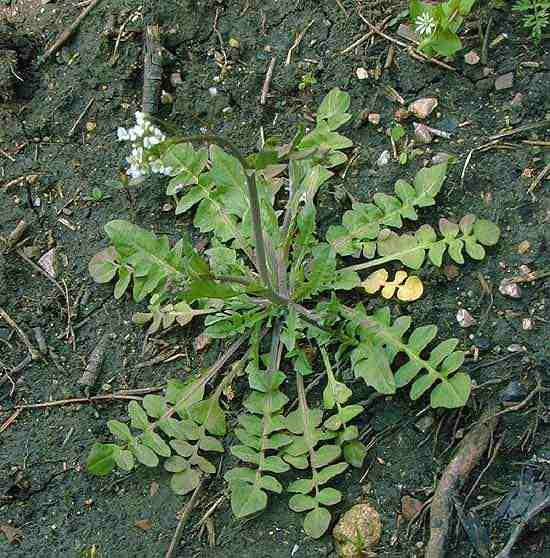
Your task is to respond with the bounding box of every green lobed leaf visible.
[229,481,268,518]
[171,468,201,495]
[303,507,331,539]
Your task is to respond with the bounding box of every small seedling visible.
[298,72,318,91]
[86,188,111,203]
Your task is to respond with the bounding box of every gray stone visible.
[495,72,514,91]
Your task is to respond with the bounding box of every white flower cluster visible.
[117,111,172,180]
[415,12,436,37]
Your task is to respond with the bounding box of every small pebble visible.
[414,122,432,144]
[464,50,480,65]
[456,308,476,328]
[368,113,380,125]
[499,279,522,299]
[507,343,526,353]
[415,414,434,434]
[376,150,391,167]
[476,338,491,351]
[408,97,438,119]
[495,72,514,91]
[356,67,369,80]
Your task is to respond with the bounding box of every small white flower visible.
[135,111,146,126]
[150,158,163,173]
[416,12,436,36]
[208,86,218,97]
[117,127,130,141]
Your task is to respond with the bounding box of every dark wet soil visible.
[1,1,549,557]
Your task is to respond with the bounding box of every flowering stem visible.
[173,134,273,294]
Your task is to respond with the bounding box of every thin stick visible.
[109,12,133,65]
[0,148,15,162]
[334,0,347,16]
[338,15,394,56]
[488,120,550,141]
[0,308,40,360]
[0,407,22,434]
[463,435,503,505]
[165,480,204,558]
[40,0,104,63]
[68,98,94,137]
[495,494,550,558]
[357,12,456,71]
[260,55,277,105]
[285,20,314,66]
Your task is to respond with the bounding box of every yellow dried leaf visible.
[362,269,388,294]
[397,276,424,301]
[394,270,408,284]
[381,284,397,298]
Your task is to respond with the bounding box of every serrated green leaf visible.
[260,475,283,493]
[410,373,437,400]
[192,455,216,474]
[414,163,447,205]
[199,436,224,453]
[263,456,290,473]
[431,373,471,408]
[224,467,256,484]
[189,397,226,436]
[284,454,309,469]
[231,445,261,465]
[114,266,131,299]
[343,440,367,468]
[407,325,438,352]
[170,439,194,457]
[473,219,500,246]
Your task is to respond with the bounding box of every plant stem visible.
[173,134,273,293]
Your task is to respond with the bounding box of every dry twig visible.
[426,404,498,558]
[260,55,277,105]
[0,308,40,360]
[285,20,314,66]
[165,480,204,558]
[41,0,105,63]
